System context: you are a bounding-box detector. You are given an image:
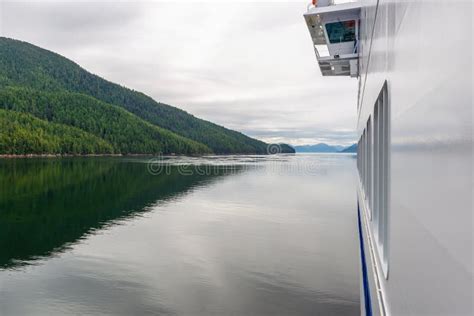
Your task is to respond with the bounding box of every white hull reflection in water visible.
[0,154,359,315]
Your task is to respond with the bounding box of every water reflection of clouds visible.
[0,155,359,315]
[146,154,355,177]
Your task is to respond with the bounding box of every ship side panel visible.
[357,0,379,103]
[357,1,390,313]
[357,188,382,316]
[358,0,473,315]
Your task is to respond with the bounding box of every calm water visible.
[0,154,359,315]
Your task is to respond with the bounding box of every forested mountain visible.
[0,109,114,155]
[278,144,295,154]
[0,37,272,155]
[0,87,210,155]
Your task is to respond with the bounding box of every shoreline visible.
[0,153,290,159]
[0,153,127,159]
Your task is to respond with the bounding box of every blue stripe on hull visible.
[358,202,372,316]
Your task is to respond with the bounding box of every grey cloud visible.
[1,2,144,49]
[2,2,143,31]
[0,1,358,147]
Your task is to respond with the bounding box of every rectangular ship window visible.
[357,81,390,278]
[366,117,372,219]
[373,81,390,276]
[362,129,366,190]
[325,20,356,44]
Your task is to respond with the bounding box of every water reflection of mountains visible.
[0,158,240,269]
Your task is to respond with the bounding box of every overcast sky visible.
[0,0,357,146]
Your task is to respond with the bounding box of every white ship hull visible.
[356,1,472,315]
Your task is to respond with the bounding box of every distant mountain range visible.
[340,144,357,153]
[0,37,295,156]
[294,143,357,153]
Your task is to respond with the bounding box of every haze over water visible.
[0,154,359,315]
